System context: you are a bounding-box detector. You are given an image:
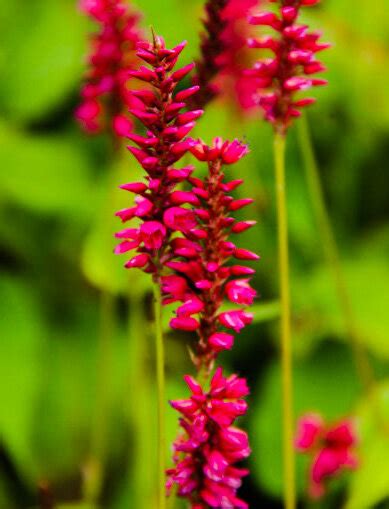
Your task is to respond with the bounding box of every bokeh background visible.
[0,0,388,508]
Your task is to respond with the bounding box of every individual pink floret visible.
[295,413,358,498]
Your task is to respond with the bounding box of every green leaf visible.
[0,125,96,219]
[249,342,360,499]
[345,382,389,509]
[292,226,389,359]
[0,275,46,479]
[0,0,87,122]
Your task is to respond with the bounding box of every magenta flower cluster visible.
[167,368,250,508]
[163,137,257,371]
[115,36,202,279]
[296,413,358,498]
[247,0,330,132]
[75,0,142,136]
[114,36,256,508]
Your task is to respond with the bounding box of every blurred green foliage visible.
[0,0,388,508]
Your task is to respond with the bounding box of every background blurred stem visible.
[84,289,114,505]
[127,290,154,509]
[83,146,121,506]
[153,282,167,509]
[274,132,296,509]
[297,113,374,391]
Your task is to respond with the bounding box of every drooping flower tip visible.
[296,413,358,499]
[247,0,330,132]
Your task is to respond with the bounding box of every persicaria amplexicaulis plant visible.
[163,138,257,373]
[114,35,203,282]
[75,0,142,136]
[295,413,358,499]
[247,0,330,133]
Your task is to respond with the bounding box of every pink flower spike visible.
[76,1,142,136]
[115,36,204,276]
[169,368,250,506]
[247,0,329,132]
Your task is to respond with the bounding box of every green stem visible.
[153,282,167,509]
[128,291,154,509]
[297,114,373,391]
[84,289,114,504]
[274,132,296,509]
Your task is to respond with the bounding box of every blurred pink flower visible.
[247,0,330,133]
[296,413,358,498]
[75,0,143,135]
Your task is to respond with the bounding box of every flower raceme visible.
[247,0,330,133]
[295,413,358,498]
[217,0,261,112]
[167,367,251,509]
[114,36,203,278]
[190,0,229,109]
[190,0,260,112]
[162,137,258,372]
[75,0,142,136]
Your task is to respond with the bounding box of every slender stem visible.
[84,289,114,504]
[274,132,296,509]
[153,282,167,509]
[128,291,154,509]
[297,114,373,391]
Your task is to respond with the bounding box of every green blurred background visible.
[0,0,388,508]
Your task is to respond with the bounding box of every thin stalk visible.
[128,291,154,509]
[84,289,114,504]
[83,147,121,505]
[297,114,373,391]
[274,132,296,509]
[153,282,167,509]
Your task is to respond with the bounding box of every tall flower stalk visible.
[297,114,373,391]
[114,35,203,508]
[247,2,329,507]
[165,138,257,508]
